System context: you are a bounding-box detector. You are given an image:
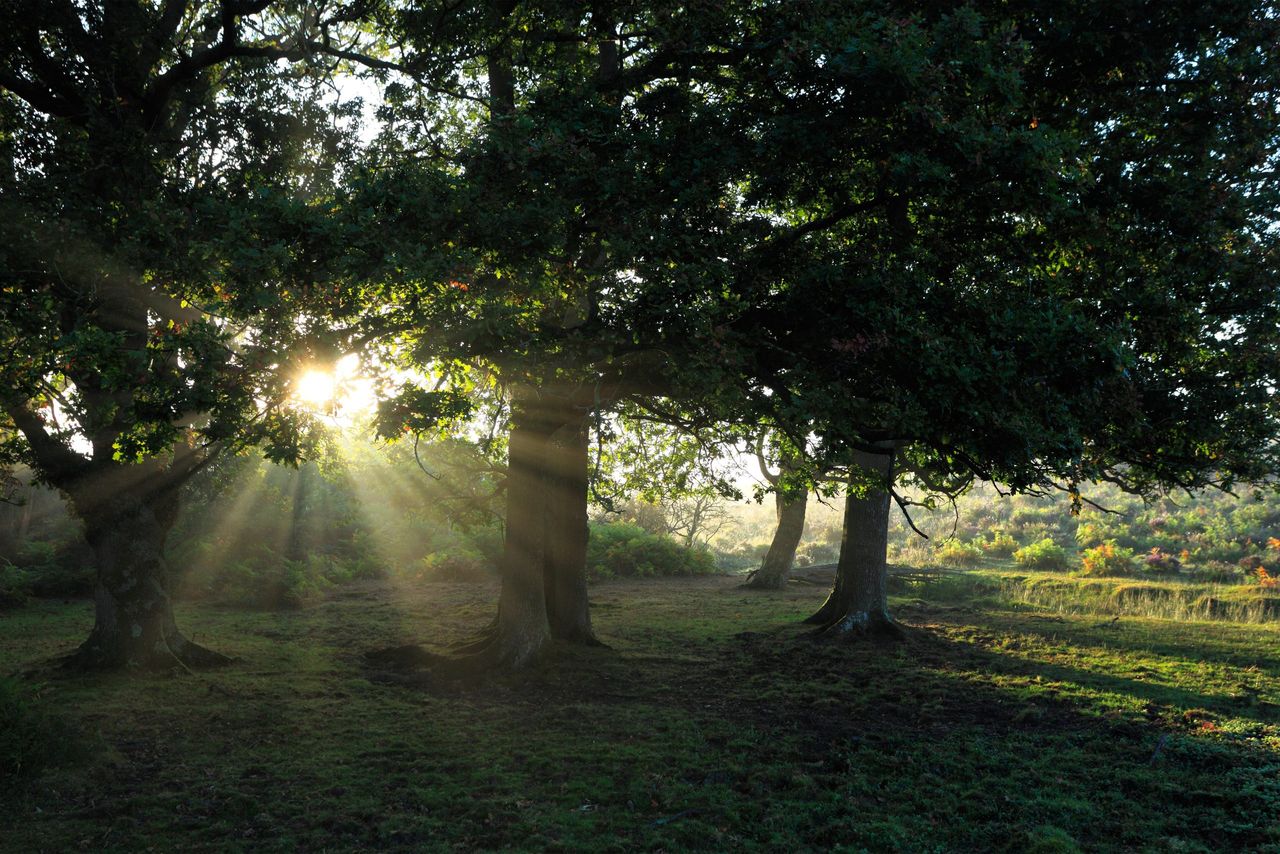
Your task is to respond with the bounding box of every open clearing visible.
[3,575,1279,852]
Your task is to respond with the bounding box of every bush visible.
[889,537,933,567]
[935,538,984,566]
[795,541,840,567]
[0,541,94,600]
[587,523,716,581]
[0,563,32,609]
[1141,547,1182,575]
[1013,538,1071,572]
[11,540,58,570]
[1186,560,1247,584]
[27,562,95,598]
[1077,542,1136,577]
[0,677,78,781]
[180,549,385,609]
[978,531,1020,557]
[1074,522,1106,549]
[417,552,494,583]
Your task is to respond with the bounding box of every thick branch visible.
[4,403,87,485]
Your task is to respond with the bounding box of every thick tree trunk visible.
[543,415,599,644]
[744,489,808,590]
[806,448,902,639]
[68,487,229,670]
[486,395,556,668]
[460,390,603,669]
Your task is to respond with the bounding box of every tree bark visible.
[543,414,599,644]
[286,462,314,562]
[435,388,602,673]
[744,488,808,590]
[805,448,902,639]
[485,392,557,668]
[67,482,229,670]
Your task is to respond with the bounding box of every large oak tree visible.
[0,0,373,668]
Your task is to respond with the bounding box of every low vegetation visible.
[2,574,1278,852]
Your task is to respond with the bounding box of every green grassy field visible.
[3,574,1279,852]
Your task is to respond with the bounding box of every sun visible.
[295,370,337,408]
[291,355,377,416]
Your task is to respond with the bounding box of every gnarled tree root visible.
[61,631,232,672]
[740,570,787,591]
[807,609,906,642]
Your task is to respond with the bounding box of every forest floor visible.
[2,573,1279,852]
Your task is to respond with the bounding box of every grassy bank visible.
[2,575,1279,852]
[889,564,1280,624]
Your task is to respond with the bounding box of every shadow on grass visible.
[5,576,1279,852]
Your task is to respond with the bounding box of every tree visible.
[343,0,780,668]
[345,0,1280,659]
[0,0,371,668]
[743,434,809,591]
[686,0,1280,637]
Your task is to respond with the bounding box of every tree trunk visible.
[68,486,229,670]
[543,415,600,644]
[806,448,902,639]
[286,462,313,562]
[484,394,558,669]
[745,488,808,590]
[446,388,602,671]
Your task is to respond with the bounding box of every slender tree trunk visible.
[543,414,599,644]
[68,484,229,670]
[745,489,808,590]
[286,462,313,562]
[806,448,902,639]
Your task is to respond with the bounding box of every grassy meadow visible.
[3,571,1279,853]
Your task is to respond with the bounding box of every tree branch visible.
[4,402,87,485]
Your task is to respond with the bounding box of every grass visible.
[1,574,1279,852]
[892,564,1280,623]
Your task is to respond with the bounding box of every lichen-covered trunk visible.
[70,488,228,670]
[543,415,598,644]
[745,489,808,590]
[806,449,901,638]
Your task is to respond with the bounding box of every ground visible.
[2,574,1279,852]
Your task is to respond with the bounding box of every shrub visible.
[978,530,1019,557]
[27,561,95,598]
[935,538,984,566]
[180,549,386,609]
[0,540,94,600]
[0,677,78,781]
[418,552,494,583]
[587,523,716,581]
[1186,560,1247,584]
[1013,538,1070,572]
[889,537,934,567]
[1077,542,1136,577]
[795,541,840,567]
[1238,554,1266,573]
[1141,547,1182,575]
[11,540,58,570]
[1074,522,1106,549]
[0,563,32,609]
